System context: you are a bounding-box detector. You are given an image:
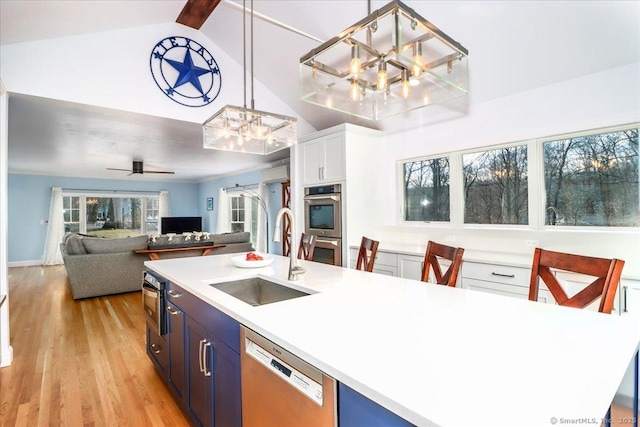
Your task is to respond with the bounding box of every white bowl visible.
[231,253,274,268]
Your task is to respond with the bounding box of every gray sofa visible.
[61,232,253,300]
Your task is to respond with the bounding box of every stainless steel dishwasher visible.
[240,326,337,427]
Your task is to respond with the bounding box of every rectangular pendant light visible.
[299,0,469,121]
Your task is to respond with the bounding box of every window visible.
[63,196,80,233]
[230,196,247,232]
[543,127,639,227]
[228,193,259,249]
[463,145,528,225]
[62,193,160,236]
[402,157,450,222]
[146,198,160,233]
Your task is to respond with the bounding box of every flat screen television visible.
[161,216,202,234]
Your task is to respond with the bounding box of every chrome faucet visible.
[273,208,305,280]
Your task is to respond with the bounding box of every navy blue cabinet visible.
[146,324,167,375]
[338,383,415,427]
[166,300,186,399]
[146,278,241,427]
[187,316,214,427]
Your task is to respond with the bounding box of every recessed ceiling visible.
[2,0,639,182]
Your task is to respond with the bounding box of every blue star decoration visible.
[165,50,210,99]
[150,36,222,107]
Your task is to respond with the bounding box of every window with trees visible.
[399,124,638,230]
[403,157,450,222]
[543,127,639,227]
[463,145,528,225]
[62,193,160,237]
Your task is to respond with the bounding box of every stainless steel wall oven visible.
[304,184,342,266]
[142,271,166,335]
[304,184,341,238]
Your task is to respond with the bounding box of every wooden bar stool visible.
[528,247,624,314]
[528,247,627,425]
[421,241,465,287]
[297,233,317,261]
[356,236,379,272]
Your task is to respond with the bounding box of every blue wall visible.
[198,170,286,255]
[8,174,199,262]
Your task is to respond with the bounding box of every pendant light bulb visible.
[412,42,423,78]
[350,79,360,101]
[350,44,361,76]
[223,117,230,139]
[256,117,263,138]
[377,61,388,91]
[401,69,411,99]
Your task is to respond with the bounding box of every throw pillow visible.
[64,234,87,255]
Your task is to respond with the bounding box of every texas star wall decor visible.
[150,36,221,107]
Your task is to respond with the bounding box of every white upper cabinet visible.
[301,132,346,185]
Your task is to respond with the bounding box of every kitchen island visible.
[145,253,640,427]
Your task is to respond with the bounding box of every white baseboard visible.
[0,345,13,367]
[7,260,42,267]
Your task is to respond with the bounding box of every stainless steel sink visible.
[210,277,310,306]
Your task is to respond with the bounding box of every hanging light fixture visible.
[299,0,468,121]
[203,0,297,154]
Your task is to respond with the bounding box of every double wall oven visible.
[304,184,342,266]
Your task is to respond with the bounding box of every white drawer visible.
[462,261,530,286]
[464,278,554,304]
[374,251,397,268]
[349,248,397,267]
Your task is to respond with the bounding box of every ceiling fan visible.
[106,161,175,175]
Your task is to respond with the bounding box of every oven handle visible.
[303,194,340,202]
[142,283,159,298]
[316,238,340,247]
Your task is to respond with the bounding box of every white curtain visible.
[42,187,64,265]
[255,183,269,253]
[216,188,230,234]
[159,190,170,224]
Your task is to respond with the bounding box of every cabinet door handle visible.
[166,305,179,315]
[198,339,206,373]
[321,166,325,180]
[202,342,212,377]
[151,343,161,354]
[167,289,181,298]
[491,272,515,278]
[623,286,628,313]
[318,167,321,180]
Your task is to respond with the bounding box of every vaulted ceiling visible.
[1,1,639,182]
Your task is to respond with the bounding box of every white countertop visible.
[146,254,640,427]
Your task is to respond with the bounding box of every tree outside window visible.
[62,194,160,236]
[463,146,528,225]
[543,128,639,227]
[403,157,450,222]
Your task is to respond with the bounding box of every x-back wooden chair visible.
[356,236,379,272]
[421,241,465,287]
[528,247,625,314]
[297,233,317,261]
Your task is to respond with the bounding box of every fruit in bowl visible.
[231,253,273,268]
[245,252,264,261]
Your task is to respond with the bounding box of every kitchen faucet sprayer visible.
[273,208,305,280]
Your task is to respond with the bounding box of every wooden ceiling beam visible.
[176,0,222,30]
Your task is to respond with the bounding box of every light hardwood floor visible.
[0,265,188,426]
